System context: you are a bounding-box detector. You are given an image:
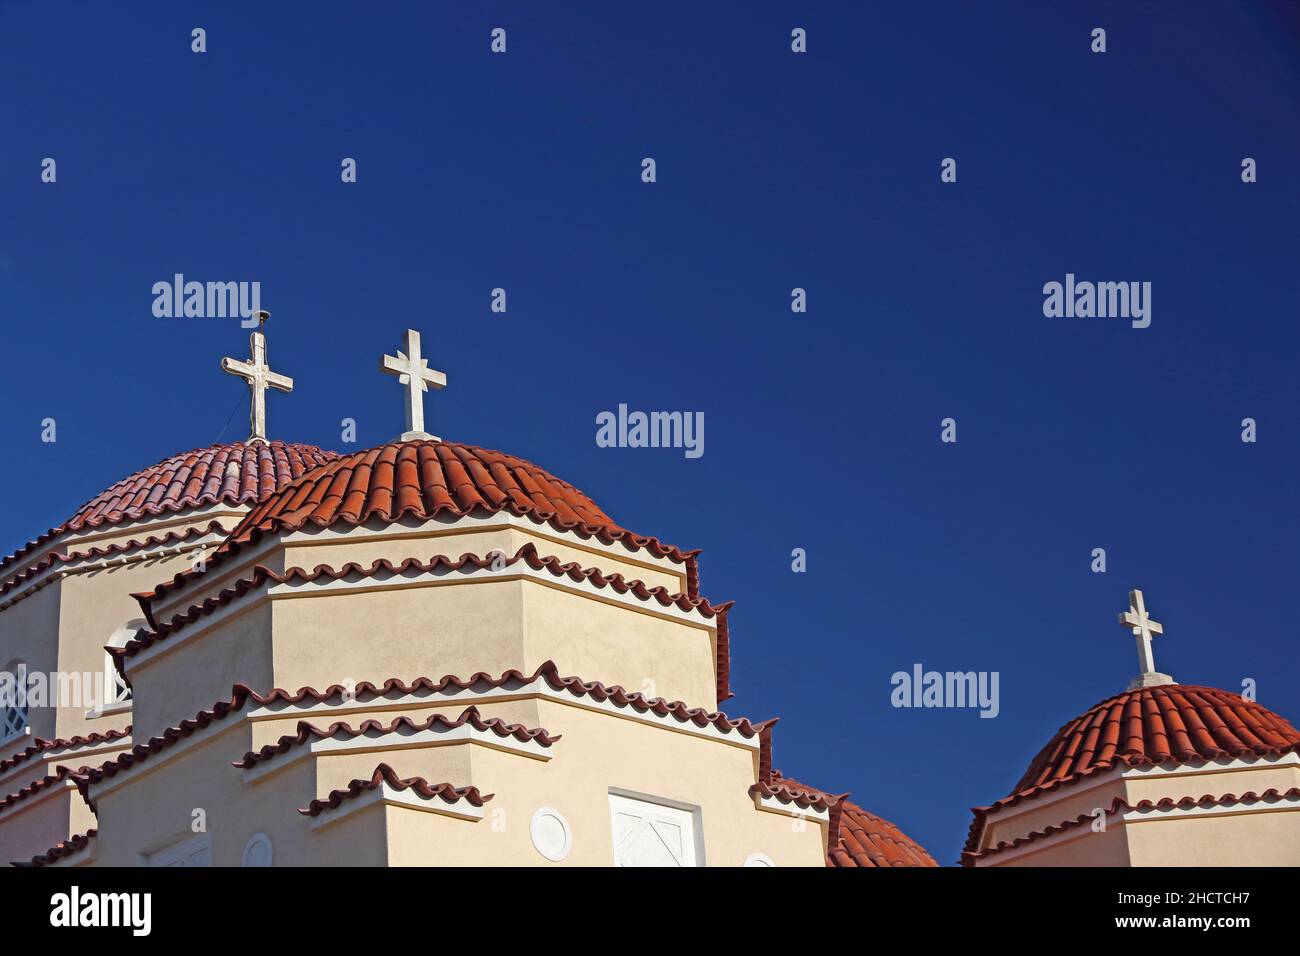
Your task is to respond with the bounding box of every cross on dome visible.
[379,328,447,441]
[1117,588,1175,690]
[220,312,294,444]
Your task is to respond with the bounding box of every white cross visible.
[1117,588,1172,688]
[379,328,446,441]
[221,319,293,444]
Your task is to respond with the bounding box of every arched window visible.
[103,620,146,707]
[1,659,30,743]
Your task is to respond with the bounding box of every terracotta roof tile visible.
[0,728,130,775]
[750,778,844,813]
[1,522,226,610]
[0,441,337,577]
[194,439,698,584]
[1011,684,1300,800]
[246,660,765,737]
[0,765,91,814]
[768,772,938,868]
[297,763,492,817]
[14,828,97,868]
[232,707,559,769]
[834,802,941,868]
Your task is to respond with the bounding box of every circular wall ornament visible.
[744,852,775,867]
[241,833,273,867]
[529,807,572,862]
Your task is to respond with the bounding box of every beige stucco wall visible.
[975,759,1300,866]
[0,581,63,742]
[89,720,385,867]
[522,584,717,707]
[267,579,716,710]
[129,603,275,739]
[0,504,246,750]
[0,784,94,866]
[52,550,196,740]
[131,571,719,736]
[83,686,825,867]
[1123,761,1300,805]
[991,822,1130,866]
[1126,807,1300,865]
[978,774,1127,857]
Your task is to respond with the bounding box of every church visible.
[0,320,935,867]
[0,321,1296,867]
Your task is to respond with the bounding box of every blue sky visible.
[2,2,1298,863]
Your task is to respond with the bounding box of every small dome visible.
[963,684,1300,865]
[768,773,938,867]
[1,441,338,575]
[216,439,690,562]
[66,441,338,530]
[1008,684,1300,805]
[833,802,939,868]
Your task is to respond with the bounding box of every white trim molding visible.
[308,782,488,831]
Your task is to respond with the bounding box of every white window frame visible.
[608,788,705,867]
[0,659,30,746]
[91,620,144,717]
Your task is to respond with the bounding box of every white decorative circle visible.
[529,807,572,862]
[744,852,775,867]
[241,833,273,867]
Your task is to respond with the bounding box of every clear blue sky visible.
[2,2,1298,863]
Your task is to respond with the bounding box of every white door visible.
[609,794,698,867]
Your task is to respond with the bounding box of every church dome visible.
[1002,684,1300,809]
[834,802,939,868]
[215,439,692,563]
[67,441,338,530]
[766,772,938,867]
[1,441,338,575]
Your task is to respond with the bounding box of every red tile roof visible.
[1012,684,1300,801]
[750,778,844,813]
[0,765,91,813]
[0,441,337,576]
[233,707,559,769]
[132,543,736,703]
[1,522,226,608]
[834,801,941,868]
[0,728,130,775]
[198,438,697,581]
[14,828,97,868]
[767,772,939,868]
[297,763,492,817]
[234,439,681,548]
